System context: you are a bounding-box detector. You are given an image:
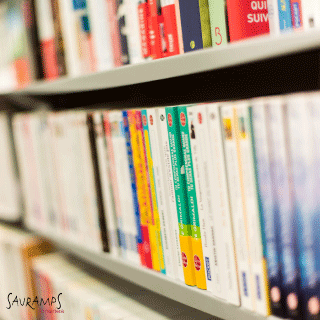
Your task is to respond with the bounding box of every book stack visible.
[9,92,320,319]
[0,0,318,90]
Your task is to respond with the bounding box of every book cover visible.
[227,0,269,41]
[177,106,207,290]
[221,104,254,311]
[206,103,240,305]
[156,108,185,282]
[126,110,153,269]
[266,97,300,319]
[165,106,196,286]
[141,110,166,274]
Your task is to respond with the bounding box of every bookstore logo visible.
[142,115,147,127]
[168,114,173,127]
[180,112,186,126]
[181,252,188,267]
[194,255,201,271]
[6,293,63,312]
[149,115,153,125]
[160,114,165,121]
[198,112,202,124]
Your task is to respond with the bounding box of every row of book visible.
[0,0,318,91]
[0,224,174,320]
[7,93,320,320]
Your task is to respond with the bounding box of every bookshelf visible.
[1,30,319,320]
[1,30,320,110]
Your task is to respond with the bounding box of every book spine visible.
[306,95,320,320]
[141,110,166,274]
[290,0,303,29]
[160,0,180,56]
[93,112,119,257]
[277,0,293,32]
[117,0,130,65]
[177,106,207,290]
[34,0,59,79]
[198,0,212,48]
[236,104,270,316]
[165,106,196,286]
[135,110,160,271]
[266,98,300,318]
[87,113,109,253]
[267,0,280,35]
[122,111,144,264]
[221,105,254,310]
[138,0,151,58]
[147,108,177,279]
[113,112,140,264]
[127,110,153,269]
[206,103,240,305]
[227,0,269,42]
[50,0,67,76]
[104,112,126,258]
[86,0,114,70]
[148,0,163,59]
[174,0,184,53]
[287,95,315,320]
[188,105,215,293]
[208,0,228,46]
[156,108,184,282]
[178,0,204,52]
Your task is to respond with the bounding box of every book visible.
[208,0,229,46]
[227,0,270,41]
[165,106,196,286]
[266,97,300,318]
[290,0,303,30]
[301,0,320,29]
[277,0,293,32]
[177,106,207,290]
[156,108,185,281]
[236,102,270,315]
[206,103,240,305]
[138,0,151,59]
[141,110,166,274]
[148,0,163,59]
[93,112,119,257]
[221,104,254,310]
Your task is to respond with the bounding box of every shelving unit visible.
[2,30,319,320]
[31,229,281,320]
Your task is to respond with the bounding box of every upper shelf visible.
[3,31,320,110]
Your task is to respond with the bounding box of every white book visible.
[147,108,176,279]
[156,108,184,282]
[206,103,240,305]
[301,0,320,29]
[0,113,20,220]
[34,0,55,44]
[87,0,114,71]
[267,0,280,35]
[236,102,269,315]
[93,112,119,257]
[187,106,216,293]
[221,104,254,311]
[108,110,139,264]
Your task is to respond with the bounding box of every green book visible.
[199,0,213,48]
[177,106,207,290]
[165,107,196,286]
[208,0,228,46]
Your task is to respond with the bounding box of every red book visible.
[138,0,151,58]
[147,0,163,59]
[227,0,269,42]
[161,0,180,56]
[290,0,303,29]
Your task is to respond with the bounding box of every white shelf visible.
[32,229,285,320]
[5,31,320,96]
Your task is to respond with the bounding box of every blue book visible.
[249,103,283,316]
[266,99,301,319]
[277,0,293,32]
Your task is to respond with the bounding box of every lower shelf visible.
[32,229,283,320]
